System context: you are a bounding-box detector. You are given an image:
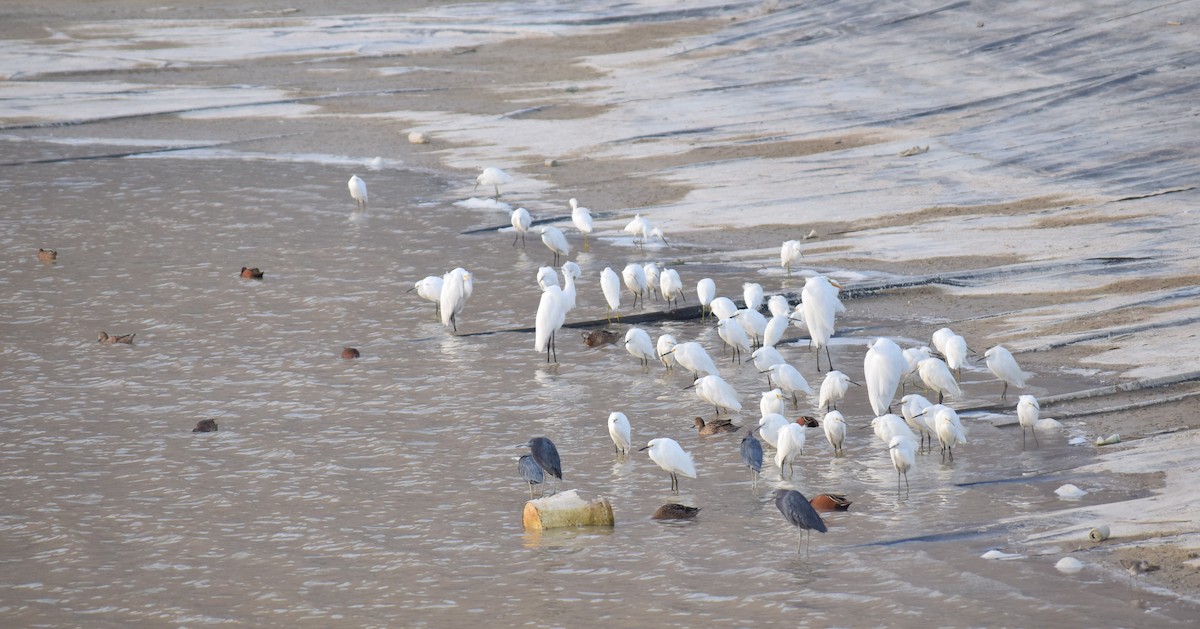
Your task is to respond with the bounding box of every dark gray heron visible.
[517,454,544,499]
[519,437,562,494]
[740,429,763,486]
[774,489,827,556]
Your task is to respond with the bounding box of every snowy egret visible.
[736,308,768,347]
[760,388,786,417]
[864,338,907,416]
[775,422,807,479]
[790,302,807,332]
[518,454,544,499]
[752,347,786,378]
[917,357,962,404]
[693,416,740,435]
[540,226,570,266]
[697,278,716,319]
[710,296,738,321]
[932,405,967,462]
[774,488,827,556]
[536,266,559,292]
[823,410,846,456]
[801,276,845,372]
[510,207,531,247]
[901,345,932,393]
[758,413,790,449]
[643,263,661,301]
[569,198,593,250]
[741,429,764,485]
[406,275,443,316]
[348,174,368,211]
[781,240,803,276]
[667,342,719,380]
[900,394,935,452]
[743,282,764,312]
[647,225,668,246]
[767,295,790,318]
[640,438,696,492]
[534,285,567,363]
[942,332,969,376]
[520,436,562,494]
[560,261,581,312]
[930,327,957,356]
[608,412,631,454]
[717,317,752,363]
[475,167,512,199]
[622,263,648,309]
[600,267,621,322]
[660,268,686,310]
[818,370,858,411]
[765,363,813,406]
[872,413,917,445]
[763,315,789,348]
[656,334,677,369]
[439,267,473,332]
[985,345,1030,400]
[689,374,742,415]
[623,213,647,243]
[1017,394,1040,449]
[888,435,918,497]
[624,328,657,367]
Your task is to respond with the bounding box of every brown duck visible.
[37,248,57,263]
[809,493,852,512]
[240,267,264,279]
[193,419,219,433]
[97,331,136,344]
[341,347,361,359]
[652,503,701,520]
[581,329,621,347]
[693,416,740,435]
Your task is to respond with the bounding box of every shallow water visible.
[1,150,1195,627]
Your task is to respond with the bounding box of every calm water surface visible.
[0,152,1193,626]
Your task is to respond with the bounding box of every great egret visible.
[510,207,531,247]
[900,394,935,452]
[775,422,806,479]
[660,268,685,310]
[765,363,813,406]
[640,438,695,492]
[475,167,512,199]
[740,429,764,485]
[774,488,827,556]
[608,412,631,454]
[406,275,443,316]
[818,370,858,411]
[932,405,967,461]
[569,198,593,250]
[823,410,846,456]
[781,240,803,276]
[540,226,570,266]
[623,328,657,367]
[742,282,764,312]
[1017,394,1040,449]
[643,262,661,301]
[656,334,677,369]
[888,435,918,497]
[801,276,845,372]
[518,454,544,499]
[689,374,742,415]
[917,357,962,404]
[348,174,367,211]
[520,436,562,494]
[439,267,473,332]
[697,278,716,319]
[717,317,752,363]
[667,342,719,380]
[534,285,567,363]
[864,337,907,416]
[985,345,1030,400]
[622,263,648,309]
[600,267,621,322]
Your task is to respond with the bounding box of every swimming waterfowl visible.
[192,419,219,433]
[809,493,852,512]
[97,331,135,344]
[581,329,621,347]
[341,347,361,359]
[240,267,264,279]
[652,503,700,520]
[692,416,740,435]
[37,248,57,263]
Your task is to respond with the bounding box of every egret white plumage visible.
[917,356,962,404]
[406,275,443,316]
[760,388,786,418]
[717,318,752,363]
[689,374,742,415]
[534,285,567,363]
[536,266,559,291]
[864,337,907,416]
[930,327,957,356]
[985,345,1030,400]
[888,435,918,497]
[623,213,647,242]
[942,332,969,376]
[668,342,719,380]
[475,166,512,199]
[901,345,933,393]
[736,308,767,347]
[774,488,827,556]
[600,267,621,322]
[800,275,845,372]
[781,240,803,276]
[900,393,935,452]
[743,282,764,312]
[697,278,716,319]
[660,268,685,310]
[710,296,737,321]
[766,363,813,406]
[656,334,677,369]
[818,370,857,411]
[569,198,593,250]
[741,429,764,485]
[1017,394,1040,449]
[643,263,661,301]
[767,295,790,319]
[510,207,531,247]
[623,328,657,367]
[932,405,967,461]
[622,263,648,309]
[640,438,696,492]
[758,413,790,449]
[540,226,570,266]
[790,303,807,331]
[608,412,631,454]
[872,413,917,445]
[751,346,786,376]
[775,422,807,478]
[823,410,846,456]
[439,267,473,332]
[763,315,789,348]
[348,174,368,211]
[560,261,581,312]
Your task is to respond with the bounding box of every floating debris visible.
[1055,557,1084,574]
[899,145,929,157]
[1054,483,1088,499]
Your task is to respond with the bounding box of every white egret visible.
[624,328,657,367]
[439,267,473,332]
[818,370,858,411]
[781,240,803,275]
[758,413,790,449]
[717,317,752,363]
[872,413,917,445]
[656,334,677,369]
[660,268,686,310]
[697,278,716,319]
[900,393,935,452]
[560,261,581,312]
[864,337,907,416]
[647,225,668,246]
[901,345,933,393]
[510,207,531,247]
[742,282,764,312]
[669,342,719,380]
[985,345,1030,400]
[775,422,807,479]
[710,296,738,321]
[406,275,443,316]
[608,412,631,454]
[475,166,512,199]
[888,435,918,497]
[760,388,786,417]
[751,346,786,376]
[790,302,807,331]
[540,226,570,266]
[766,363,813,406]
[623,213,647,242]
[643,263,661,301]
[736,308,768,347]
[917,357,962,404]
[569,198,593,250]
[348,174,368,211]
[1017,394,1040,449]
[767,295,791,319]
[536,266,559,291]
[931,327,957,356]
[932,405,967,461]
[600,267,621,322]
[690,374,742,415]
[763,314,789,348]
[800,275,845,372]
[823,410,846,456]
[534,285,567,363]
[622,263,648,309]
[943,332,969,376]
[640,438,695,492]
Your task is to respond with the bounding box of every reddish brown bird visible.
[581,329,621,347]
[240,267,264,279]
[652,503,701,520]
[37,248,57,263]
[97,331,136,344]
[799,415,820,428]
[809,493,852,512]
[341,347,361,359]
